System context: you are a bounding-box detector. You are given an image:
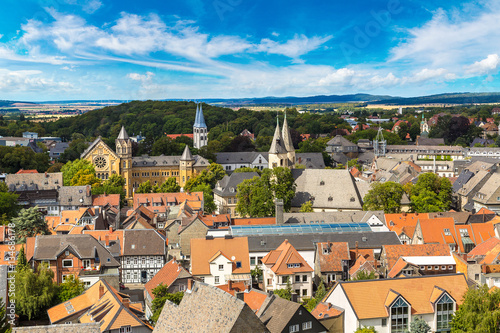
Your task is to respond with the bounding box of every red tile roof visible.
[166,133,194,139]
[311,302,344,320]
[15,169,38,174]
[232,217,276,226]
[468,237,500,260]
[316,242,350,272]
[262,239,313,275]
[92,194,120,207]
[382,244,451,270]
[144,259,191,299]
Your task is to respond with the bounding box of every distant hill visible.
[369,92,500,105]
[0,100,37,107]
[204,93,396,105]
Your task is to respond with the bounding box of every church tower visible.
[193,103,208,149]
[282,112,295,166]
[180,144,195,188]
[116,126,133,198]
[268,116,291,169]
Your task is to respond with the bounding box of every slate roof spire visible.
[181,144,194,161]
[117,126,129,140]
[194,103,207,128]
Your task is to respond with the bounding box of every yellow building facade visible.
[81,126,209,203]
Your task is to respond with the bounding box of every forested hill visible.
[43,100,239,141]
[370,92,500,105]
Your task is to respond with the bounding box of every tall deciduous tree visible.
[362,182,404,213]
[57,275,85,303]
[451,284,500,332]
[13,263,58,320]
[157,177,180,193]
[0,182,19,224]
[408,173,452,213]
[11,206,49,243]
[61,159,98,186]
[299,201,314,213]
[136,180,153,194]
[236,167,296,217]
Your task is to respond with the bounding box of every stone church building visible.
[81,104,209,203]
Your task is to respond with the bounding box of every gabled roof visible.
[262,239,313,275]
[316,242,350,272]
[385,213,429,238]
[256,295,310,333]
[311,302,344,321]
[154,281,269,333]
[213,172,259,197]
[33,234,119,267]
[77,280,151,331]
[190,237,250,276]
[382,244,451,270]
[329,274,468,320]
[80,137,119,160]
[144,259,191,299]
[122,229,165,256]
[291,169,363,210]
[92,194,120,207]
[467,236,500,261]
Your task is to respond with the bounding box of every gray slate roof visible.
[153,281,269,333]
[247,231,401,252]
[283,210,385,224]
[291,169,363,210]
[6,172,63,191]
[216,152,269,164]
[295,153,324,169]
[58,185,92,206]
[213,172,259,197]
[122,229,166,256]
[49,142,69,159]
[13,323,101,333]
[256,295,301,333]
[33,234,119,267]
[453,170,474,193]
[132,154,208,168]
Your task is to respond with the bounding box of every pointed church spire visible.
[181,144,194,161]
[282,111,294,153]
[117,126,129,140]
[269,115,287,154]
[194,103,207,128]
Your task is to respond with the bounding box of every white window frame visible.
[289,324,299,333]
[302,321,312,330]
[62,259,73,268]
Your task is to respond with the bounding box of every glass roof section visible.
[230,222,371,236]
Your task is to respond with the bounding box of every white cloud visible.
[256,34,333,59]
[466,54,500,75]
[390,3,500,69]
[0,68,73,92]
[63,0,102,14]
[407,68,456,83]
[127,71,155,82]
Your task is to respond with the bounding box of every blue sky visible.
[1,0,500,101]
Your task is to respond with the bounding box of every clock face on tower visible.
[94,156,107,169]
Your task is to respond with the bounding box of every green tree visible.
[304,281,327,311]
[410,173,452,213]
[363,182,404,213]
[0,191,19,225]
[451,284,500,332]
[57,275,85,303]
[150,284,184,324]
[92,174,126,201]
[58,138,89,163]
[11,207,49,243]
[61,159,96,186]
[184,163,226,191]
[0,297,11,333]
[410,317,430,333]
[13,263,58,320]
[17,246,28,271]
[250,266,263,284]
[351,270,376,281]
[299,201,314,212]
[233,167,262,175]
[274,279,292,301]
[156,177,180,193]
[136,180,153,194]
[236,167,296,217]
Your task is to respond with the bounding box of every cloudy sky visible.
[1,0,499,101]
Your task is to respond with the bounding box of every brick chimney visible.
[355,241,359,259]
[109,226,113,233]
[187,278,193,291]
[228,279,233,291]
[105,234,110,247]
[122,298,130,309]
[99,284,105,299]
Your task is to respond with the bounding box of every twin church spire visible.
[269,112,295,169]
